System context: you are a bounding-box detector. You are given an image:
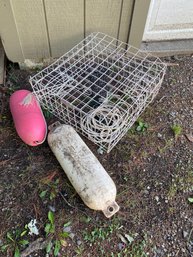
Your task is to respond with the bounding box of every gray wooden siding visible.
[0,0,150,63]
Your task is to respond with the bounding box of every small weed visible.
[136,119,148,133]
[119,235,148,257]
[42,108,53,119]
[83,223,120,245]
[79,215,92,224]
[0,226,29,257]
[40,176,60,201]
[39,174,72,256]
[168,183,178,200]
[6,83,20,95]
[188,197,193,203]
[75,245,84,256]
[168,207,175,214]
[123,176,129,182]
[83,227,107,243]
[171,124,182,139]
[0,115,7,121]
[158,139,173,154]
[129,237,148,257]
[171,78,177,84]
[45,211,55,236]
[168,170,193,200]
[168,175,185,200]
[128,127,135,135]
[108,234,148,257]
[44,211,71,256]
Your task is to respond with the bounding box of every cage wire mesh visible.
[30,32,167,153]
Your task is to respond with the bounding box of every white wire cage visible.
[30,32,167,153]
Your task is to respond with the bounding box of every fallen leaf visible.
[124,234,134,244]
[41,171,57,184]
[117,233,127,244]
[188,197,193,203]
[60,239,68,247]
[185,133,193,142]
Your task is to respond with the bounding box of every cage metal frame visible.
[30,32,167,153]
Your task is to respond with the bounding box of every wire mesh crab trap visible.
[30,32,167,153]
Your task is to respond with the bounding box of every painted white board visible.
[143,0,193,41]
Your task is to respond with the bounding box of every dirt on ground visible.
[0,56,193,257]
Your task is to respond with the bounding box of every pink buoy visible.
[10,89,47,146]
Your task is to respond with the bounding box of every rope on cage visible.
[80,102,130,144]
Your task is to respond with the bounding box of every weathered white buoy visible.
[47,122,119,218]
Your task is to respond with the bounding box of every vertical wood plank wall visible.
[0,0,150,63]
[45,0,84,57]
[0,0,23,61]
[11,0,50,59]
[86,0,126,39]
